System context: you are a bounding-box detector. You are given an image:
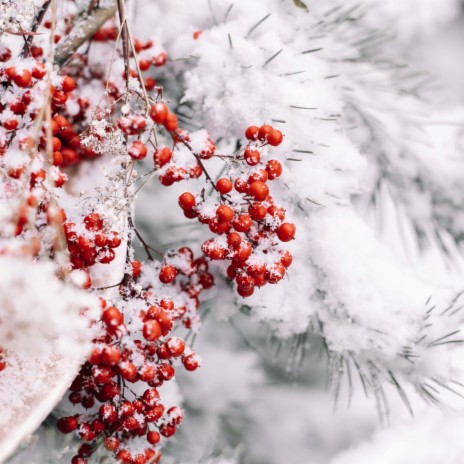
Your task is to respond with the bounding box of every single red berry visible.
[147,431,161,445]
[199,272,214,289]
[14,69,32,88]
[248,202,267,220]
[101,345,121,366]
[245,125,259,140]
[227,232,242,248]
[164,113,178,131]
[166,337,185,357]
[248,181,269,201]
[216,204,234,223]
[104,436,120,451]
[62,76,76,92]
[84,213,103,231]
[158,363,175,380]
[258,124,273,141]
[266,159,283,179]
[159,265,177,284]
[244,147,260,166]
[280,250,293,268]
[266,263,286,283]
[102,307,123,327]
[143,320,162,341]
[277,223,296,242]
[71,456,87,464]
[267,129,283,146]
[237,285,255,297]
[145,404,165,422]
[183,354,200,371]
[150,103,169,124]
[232,214,252,232]
[178,192,196,210]
[129,141,148,160]
[132,259,142,278]
[142,388,160,407]
[234,177,248,193]
[119,362,138,381]
[216,177,233,194]
[139,59,151,71]
[159,424,177,437]
[57,416,78,434]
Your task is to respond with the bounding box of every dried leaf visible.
[293,0,309,12]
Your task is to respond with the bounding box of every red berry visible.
[129,141,148,160]
[150,103,169,124]
[102,307,123,327]
[143,320,162,341]
[104,436,120,451]
[248,181,269,201]
[245,125,259,140]
[178,192,196,210]
[14,70,32,88]
[119,362,138,381]
[258,124,273,141]
[142,388,160,407]
[158,363,175,380]
[107,231,122,248]
[145,404,164,422]
[244,147,260,166]
[62,76,76,92]
[166,337,185,357]
[3,118,18,131]
[159,265,177,284]
[267,129,283,146]
[266,263,286,283]
[160,424,176,437]
[237,285,255,297]
[183,354,200,371]
[101,345,121,366]
[57,416,78,434]
[248,202,267,220]
[280,250,293,268]
[139,59,151,71]
[216,177,233,194]
[97,247,115,263]
[277,223,296,242]
[232,214,252,232]
[266,159,282,179]
[84,213,103,231]
[164,113,178,131]
[132,259,142,278]
[216,204,234,223]
[234,178,248,193]
[227,232,242,248]
[147,431,161,445]
[71,457,87,464]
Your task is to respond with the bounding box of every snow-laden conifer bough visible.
[0,0,464,463]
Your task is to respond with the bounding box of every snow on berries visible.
[174,124,295,297]
[58,258,205,464]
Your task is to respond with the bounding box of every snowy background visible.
[3,0,464,463]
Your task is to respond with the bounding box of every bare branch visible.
[54,1,117,67]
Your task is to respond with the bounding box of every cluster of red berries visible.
[159,248,215,306]
[64,213,122,286]
[177,125,295,297]
[0,51,86,186]
[58,258,203,464]
[92,25,167,97]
